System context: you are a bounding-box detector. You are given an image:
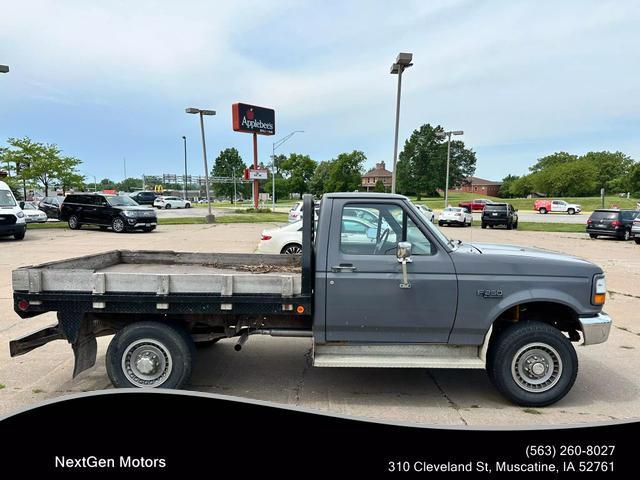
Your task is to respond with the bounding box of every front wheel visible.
[14,229,25,240]
[635,238,640,245]
[68,215,81,230]
[513,221,518,229]
[487,321,578,407]
[589,234,598,239]
[106,321,194,389]
[481,222,487,229]
[165,204,172,209]
[112,217,126,233]
[539,207,547,214]
[185,203,191,209]
[506,221,513,230]
[568,208,575,215]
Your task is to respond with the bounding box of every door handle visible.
[331,264,357,273]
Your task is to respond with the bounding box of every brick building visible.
[455,176,502,197]
[361,161,392,191]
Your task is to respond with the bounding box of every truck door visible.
[324,199,458,343]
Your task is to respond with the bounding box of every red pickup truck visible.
[458,198,494,211]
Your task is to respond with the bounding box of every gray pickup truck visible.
[10,193,612,406]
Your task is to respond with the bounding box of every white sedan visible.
[414,204,435,223]
[153,196,191,209]
[257,221,304,254]
[438,207,473,227]
[20,202,48,223]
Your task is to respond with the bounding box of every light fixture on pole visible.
[272,130,304,211]
[0,65,9,73]
[182,136,188,200]
[390,52,413,194]
[436,129,464,208]
[186,107,216,223]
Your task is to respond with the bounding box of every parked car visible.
[343,206,379,224]
[438,207,472,227]
[414,204,435,223]
[0,180,27,240]
[288,200,320,223]
[481,203,518,229]
[586,209,639,240]
[153,196,191,209]
[128,191,157,206]
[60,193,157,233]
[631,216,640,244]
[458,198,494,211]
[19,202,48,223]
[534,199,581,215]
[257,221,303,254]
[38,195,65,219]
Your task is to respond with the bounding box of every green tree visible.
[2,137,83,196]
[628,162,640,197]
[211,148,246,202]
[498,174,519,198]
[279,153,317,196]
[117,177,145,192]
[529,152,578,173]
[325,151,366,193]
[309,161,331,197]
[396,124,476,199]
[373,179,386,193]
[580,151,634,193]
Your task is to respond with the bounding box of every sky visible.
[1,0,639,183]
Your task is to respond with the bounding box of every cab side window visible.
[340,203,433,256]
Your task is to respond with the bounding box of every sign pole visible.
[253,133,259,209]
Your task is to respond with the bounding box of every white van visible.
[0,180,27,240]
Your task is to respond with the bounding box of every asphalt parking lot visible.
[1,224,638,426]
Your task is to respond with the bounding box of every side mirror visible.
[19,201,25,209]
[396,241,413,262]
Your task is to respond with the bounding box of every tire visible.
[142,227,155,233]
[185,203,191,209]
[622,230,631,241]
[589,234,598,239]
[481,222,487,229]
[568,208,575,215]
[281,243,303,255]
[438,221,443,227]
[539,208,547,214]
[635,238,640,245]
[487,321,578,407]
[112,217,126,233]
[106,321,194,389]
[14,229,25,240]
[513,221,518,229]
[68,215,81,230]
[165,204,172,209]
[506,221,513,230]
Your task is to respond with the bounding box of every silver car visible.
[632,216,640,244]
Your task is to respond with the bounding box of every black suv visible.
[60,194,157,233]
[481,203,518,229]
[38,196,65,219]
[128,191,157,206]
[587,209,639,240]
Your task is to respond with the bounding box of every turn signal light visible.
[296,305,305,314]
[261,234,272,241]
[593,293,606,305]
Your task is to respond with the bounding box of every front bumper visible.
[579,312,612,345]
[0,223,26,236]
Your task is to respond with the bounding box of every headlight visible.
[592,275,606,305]
[16,211,25,218]
[122,211,136,217]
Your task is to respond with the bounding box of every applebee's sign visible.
[232,103,275,135]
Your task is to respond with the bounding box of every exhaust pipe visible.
[234,331,249,351]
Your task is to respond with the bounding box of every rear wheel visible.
[165,204,172,209]
[281,243,303,255]
[68,215,81,230]
[487,321,578,406]
[589,234,598,239]
[112,217,126,233]
[539,207,547,214]
[106,321,194,389]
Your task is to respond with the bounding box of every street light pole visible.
[271,130,304,211]
[182,136,188,200]
[390,53,413,194]
[186,107,216,223]
[437,130,464,208]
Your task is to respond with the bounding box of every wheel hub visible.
[121,339,172,387]
[511,343,563,393]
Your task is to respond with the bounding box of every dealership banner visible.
[232,103,275,135]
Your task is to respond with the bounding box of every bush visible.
[235,207,272,214]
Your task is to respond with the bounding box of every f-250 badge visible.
[477,289,503,298]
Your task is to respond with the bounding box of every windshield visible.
[107,196,139,206]
[408,203,453,248]
[485,204,507,211]
[0,190,16,207]
[590,211,618,221]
